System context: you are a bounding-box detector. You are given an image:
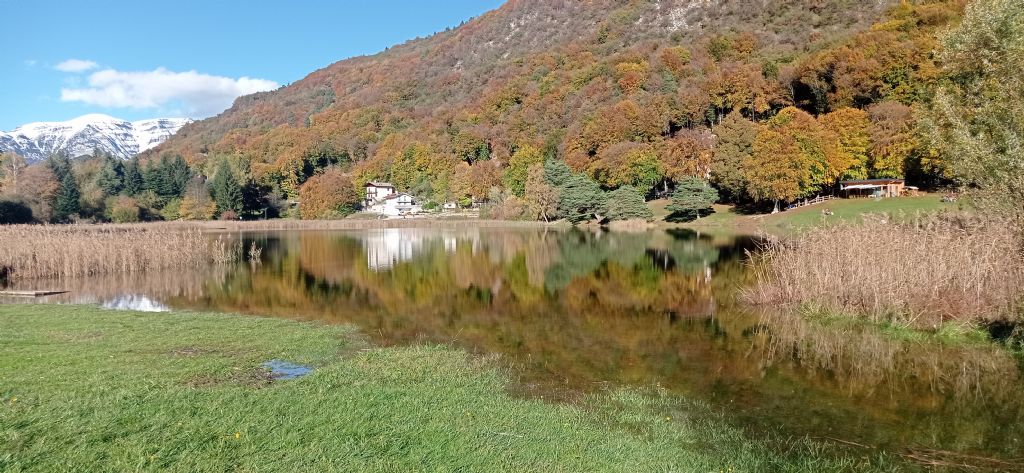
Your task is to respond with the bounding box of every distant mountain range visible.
[0,114,190,162]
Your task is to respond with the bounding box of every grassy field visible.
[0,305,888,472]
[652,195,958,234]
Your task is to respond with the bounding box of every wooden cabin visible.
[839,179,905,198]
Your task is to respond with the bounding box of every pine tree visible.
[211,162,243,214]
[46,153,80,222]
[167,155,191,196]
[558,173,607,223]
[544,159,573,188]
[666,177,718,222]
[97,157,125,196]
[123,159,144,196]
[606,186,654,221]
[51,162,81,222]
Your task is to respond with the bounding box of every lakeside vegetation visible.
[746,215,1024,330]
[0,225,237,282]
[0,305,889,472]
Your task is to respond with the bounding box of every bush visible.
[219,210,239,221]
[104,196,141,223]
[480,189,531,220]
[160,198,182,221]
[605,186,654,222]
[0,199,33,224]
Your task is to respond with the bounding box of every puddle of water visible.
[262,359,313,380]
[101,295,170,312]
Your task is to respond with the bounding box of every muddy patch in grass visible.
[170,346,215,357]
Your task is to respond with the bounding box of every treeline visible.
[0,151,301,223]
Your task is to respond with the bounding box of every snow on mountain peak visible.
[0,115,191,162]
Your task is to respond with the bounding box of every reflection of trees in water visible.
[752,309,1024,456]
[755,310,1023,405]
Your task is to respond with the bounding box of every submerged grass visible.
[0,305,891,472]
[0,225,237,281]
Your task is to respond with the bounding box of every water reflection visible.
[6,227,1023,459]
[101,295,170,312]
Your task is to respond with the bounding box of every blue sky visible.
[0,0,504,130]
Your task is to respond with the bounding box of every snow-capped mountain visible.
[0,114,191,162]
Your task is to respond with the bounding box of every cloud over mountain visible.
[60,67,279,117]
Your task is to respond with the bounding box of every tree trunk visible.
[772,200,780,214]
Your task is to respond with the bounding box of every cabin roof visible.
[838,178,904,185]
[383,192,413,201]
[366,181,394,188]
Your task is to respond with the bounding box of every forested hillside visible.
[3,0,971,222]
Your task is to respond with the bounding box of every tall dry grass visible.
[0,225,238,281]
[745,215,1024,328]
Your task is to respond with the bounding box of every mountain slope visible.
[148,0,957,203]
[1,115,190,162]
[152,0,892,160]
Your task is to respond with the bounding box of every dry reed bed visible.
[0,225,238,281]
[745,215,1024,328]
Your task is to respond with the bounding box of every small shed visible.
[839,179,905,198]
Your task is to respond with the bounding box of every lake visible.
[5,226,1023,460]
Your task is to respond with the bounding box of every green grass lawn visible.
[651,194,959,234]
[758,195,955,232]
[0,305,888,472]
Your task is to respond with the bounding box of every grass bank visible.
[650,195,956,234]
[0,305,887,472]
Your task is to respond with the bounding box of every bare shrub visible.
[0,225,238,281]
[745,215,1024,328]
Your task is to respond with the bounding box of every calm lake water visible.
[6,227,1024,460]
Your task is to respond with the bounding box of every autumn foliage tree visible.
[744,107,851,211]
[299,168,361,220]
[524,163,559,222]
[710,112,755,201]
[821,107,871,180]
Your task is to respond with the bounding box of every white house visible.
[364,181,396,208]
[369,193,421,217]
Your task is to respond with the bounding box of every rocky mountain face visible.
[0,114,190,162]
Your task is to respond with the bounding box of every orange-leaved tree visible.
[744,107,850,211]
[299,168,361,220]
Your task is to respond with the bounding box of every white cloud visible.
[55,59,98,72]
[60,67,279,117]
[24,59,37,67]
